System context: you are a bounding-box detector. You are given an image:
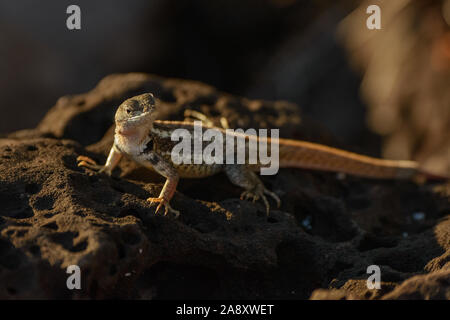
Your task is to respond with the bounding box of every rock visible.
[0,73,449,299]
[382,268,450,300]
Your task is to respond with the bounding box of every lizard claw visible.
[147,197,180,218]
[264,188,281,209]
[77,155,105,172]
[240,189,279,216]
[77,155,97,165]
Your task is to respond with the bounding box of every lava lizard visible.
[77,93,447,218]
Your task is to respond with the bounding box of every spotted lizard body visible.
[77,93,447,217]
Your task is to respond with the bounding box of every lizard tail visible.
[276,138,419,179]
[414,169,450,182]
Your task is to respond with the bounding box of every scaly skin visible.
[77,93,447,218]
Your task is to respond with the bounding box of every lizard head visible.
[115,93,156,125]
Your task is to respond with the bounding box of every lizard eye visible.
[126,108,131,114]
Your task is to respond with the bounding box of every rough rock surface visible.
[0,73,449,299]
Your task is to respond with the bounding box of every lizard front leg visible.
[225,165,280,215]
[139,152,180,218]
[77,145,122,176]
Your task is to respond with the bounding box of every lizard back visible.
[151,120,419,179]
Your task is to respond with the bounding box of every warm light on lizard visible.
[77,93,449,218]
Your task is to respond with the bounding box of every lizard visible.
[76,93,448,218]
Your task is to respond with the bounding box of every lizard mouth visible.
[126,110,151,122]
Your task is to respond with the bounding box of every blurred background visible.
[1,0,449,173]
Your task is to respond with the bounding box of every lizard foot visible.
[240,188,281,216]
[77,156,110,175]
[184,109,214,127]
[183,109,229,129]
[147,197,180,218]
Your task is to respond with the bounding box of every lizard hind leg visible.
[183,109,214,127]
[183,109,229,129]
[225,165,280,215]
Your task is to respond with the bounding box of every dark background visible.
[1,0,449,173]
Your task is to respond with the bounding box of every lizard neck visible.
[114,120,152,154]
